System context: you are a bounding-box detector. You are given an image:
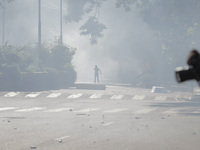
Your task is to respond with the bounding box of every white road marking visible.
[103,122,114,126]
[162,109,179,114]
[132,95,146,100]
[4,92,20,97]
[154,96,167,100]
[47,93,61,98]
[25,93,41,98]
[104,108,128,113]
[44,108,73,112]
[192,109,200,113]
[68,93,83,98]
[110,95,124,100]
[16,107,45,112]
[89,94,103,99]
[134,108,155,114]
[55,136,70,141]
[0,107,18,111]
[74,108,101,113]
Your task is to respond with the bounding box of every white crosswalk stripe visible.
[47,93,61,98]
[104,108,128,113]
[16,107,45,112]
[67,93,83,98]
[162,109,180,114]
[44,108,73,112]
[25,93,41,98]
[74,108,101,113]
[192,109,200,114]
[4,92,20,97]
[134,108,156,114]
[0,107,18,111]
[0,92,179,102]
[89,94,103,99]
[110,95,124,100]
[132,95,146,100]
[154,96,167,100]
[103,122,114,126]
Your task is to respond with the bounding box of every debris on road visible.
[30,146,37,149]
[193,132,197,135]
[58,140,62,143]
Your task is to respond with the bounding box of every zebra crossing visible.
[25,93,41,98]
[4,92,20,97]
[46,93,61,98]
[67,93,83,99]
[132,95,146,100]
[89,94,103,99]
[110,95,124,99]
[0,106,198,115]
[0,92,175,101]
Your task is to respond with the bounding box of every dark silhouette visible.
[94,65,101,83]
[175,49,200,84]
[187,49,200,67]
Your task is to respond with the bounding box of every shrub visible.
[0,41,77,90]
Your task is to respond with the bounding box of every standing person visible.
[94,65,101,83]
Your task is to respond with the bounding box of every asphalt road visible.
[0,86,200,150]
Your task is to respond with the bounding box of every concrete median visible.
[75,83,106,90]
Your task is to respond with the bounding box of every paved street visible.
[0,86,200,150]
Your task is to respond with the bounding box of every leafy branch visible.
[64,0,107,44]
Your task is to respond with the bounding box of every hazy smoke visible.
[0,0,193,87]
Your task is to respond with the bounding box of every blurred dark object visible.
[175,49,200,84]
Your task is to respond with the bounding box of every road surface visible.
[0,86,199,150]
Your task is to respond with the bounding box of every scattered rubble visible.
[30,146,37,149]
[58,140,62,143]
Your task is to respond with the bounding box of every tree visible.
[39,40,76,71]
[0,43,33,74]
[64,0,107,44]
[64,0,200,61]
[104,0,200,66]
[64,0,200,86]
[133,0,200,66]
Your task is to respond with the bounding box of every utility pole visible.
[60,0,63,45]
[37,0,42,67]
[38,0,41,49]
[2,0,5,44]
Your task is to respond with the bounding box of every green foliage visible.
[65,0,200,65]
[39,40,76,71]
[105,0,200,67]
[64,0,107,44]
[115,0,136,11]
[0,41,76,74]
[80,17,107,44]
[65,0,107,22]
[134,0,200,66]
[65,0,88,23]
[0,43,33,73]
[0,41,77,90]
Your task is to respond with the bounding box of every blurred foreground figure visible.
[175,49,200,85]
[94,65,101,83]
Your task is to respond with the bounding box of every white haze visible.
[0,0,193,86]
